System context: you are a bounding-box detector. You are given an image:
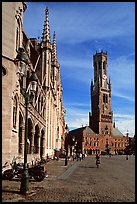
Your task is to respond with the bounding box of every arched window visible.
[13,95,18,129]
[98,61,101,70]
[103,94,108,103]
[103,61,106,75]
[105,126,108,134]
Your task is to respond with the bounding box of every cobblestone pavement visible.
[2,155,135,202]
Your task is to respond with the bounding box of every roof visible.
[85,126,96,134]
[112,127,124,137]
[69,126,96,135]
[69,126,125,137]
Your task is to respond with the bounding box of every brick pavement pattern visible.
[2,155,135,202]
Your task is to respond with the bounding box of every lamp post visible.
[64,124,69,166]
[15,47,38,194]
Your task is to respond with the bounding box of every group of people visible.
[73,152,86,161]
[72,152,100,162]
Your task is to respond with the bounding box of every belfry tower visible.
[89,50,113,135]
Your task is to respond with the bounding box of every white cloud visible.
[114,113,135,137]
[65,106,89,129]
[24,2,135,44]
[65,108,135,137]
[109,55,135,101]
[65,102,90,108]
[112,92,135,102]
[50,3,134,44]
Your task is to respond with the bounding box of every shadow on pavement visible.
[79,166,96,168]
[2,189,20,194]
[2,177,43,183]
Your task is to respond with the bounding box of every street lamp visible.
[15,47,38,194]
[64,124,69,166]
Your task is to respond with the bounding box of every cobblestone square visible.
[2,155,135,202]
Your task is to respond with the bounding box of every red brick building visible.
[67,51,129,155]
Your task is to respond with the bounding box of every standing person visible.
[96,153,100,168]
[79,153,82,161]
[73,152,76,161]
[96,153,100,160]
[82,153,85,159]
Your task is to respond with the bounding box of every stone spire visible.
[42,7,50,42]
[52,31,57,62]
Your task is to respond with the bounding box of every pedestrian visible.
[126,155,128,160]
[79,153,82,161]
[96,154,100,163]
[82,153,85,159]
[95,153,100,167]
[73,152,76,161]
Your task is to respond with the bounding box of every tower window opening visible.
[103,61,106,74]
[105,126,108,134]
[98,61,101,70]
[103,94,108,103]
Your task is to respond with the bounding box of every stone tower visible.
[89,50,113,135]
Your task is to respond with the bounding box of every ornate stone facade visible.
[2,3,65,164]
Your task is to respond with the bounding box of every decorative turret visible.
[42,7,50,42]
[52,31,57,62]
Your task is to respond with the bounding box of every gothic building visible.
[68,51,129,155]
[2,2,65,164]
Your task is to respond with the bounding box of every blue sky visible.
[23,2,135,137]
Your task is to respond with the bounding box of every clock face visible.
[103,74,107,80]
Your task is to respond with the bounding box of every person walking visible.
[79,153,82,161]
[96,153,100,168]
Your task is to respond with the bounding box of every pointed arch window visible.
[13,95,18,129]
[98,61,101,70]
[103,94,108,103]
[103,61,106,75]
[105,126,108,134]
